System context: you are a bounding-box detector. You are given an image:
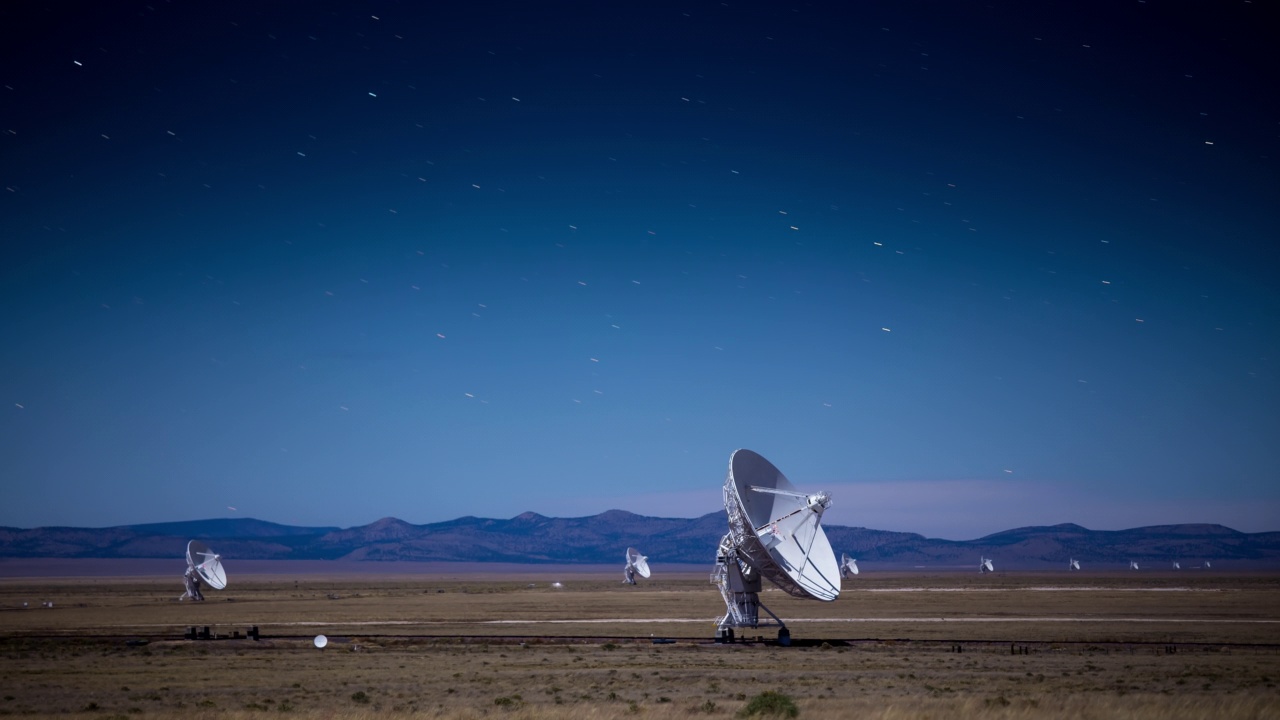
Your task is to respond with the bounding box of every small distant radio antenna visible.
[623,547,650,585]
[840,553,859,577]
[180,540,227,601]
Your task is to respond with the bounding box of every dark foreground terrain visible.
[1,570,1277,718]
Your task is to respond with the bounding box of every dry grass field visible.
[2,569,1278,719]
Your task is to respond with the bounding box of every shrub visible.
[494,695,523,708]
[738,691,799,718]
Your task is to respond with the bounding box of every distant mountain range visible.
[2,512,1278,569]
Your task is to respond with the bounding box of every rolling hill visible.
[2,513,1278,569]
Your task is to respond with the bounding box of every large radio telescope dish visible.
[979,556,994,573]
[623,547,650,585]
[1069,558,1080,571]
[711,449,840,645]
[180,540,227,601]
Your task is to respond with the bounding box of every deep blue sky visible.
[2,1,1276,539]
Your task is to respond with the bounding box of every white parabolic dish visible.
[186,540,227,590]
[724,449,840,601]
[841,553,860,576]
[626,547,651,578]
[314,635,328,649]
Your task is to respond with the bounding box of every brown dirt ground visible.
[1,570,1277,718]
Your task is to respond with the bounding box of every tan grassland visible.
[1,570,1278,718]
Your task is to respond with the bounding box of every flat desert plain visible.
[1,565,1278,719]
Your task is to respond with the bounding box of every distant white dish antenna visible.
[711,449,840,646]
[1172,561,1181,570]
[1130,560,1140,570]
[314,634,328,649]
[979,556,994,573]
[551,582,564,589]
[623,547,650,585]
[1204,560,1211,569]
[841,553,859,577]
[180,540,227,601]
[1069,558,1080,571]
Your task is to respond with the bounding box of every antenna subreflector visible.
[711,449,840,645]
[180,540,227,601]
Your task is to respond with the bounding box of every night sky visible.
[2,1,1276,539]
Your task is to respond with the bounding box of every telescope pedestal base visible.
[712,538,789,644]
